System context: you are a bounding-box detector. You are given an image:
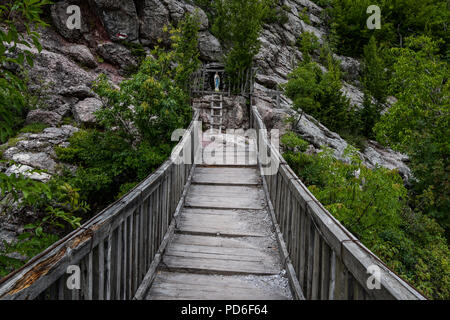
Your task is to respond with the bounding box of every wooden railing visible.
[251,106,426,300]
[0,111,201,300]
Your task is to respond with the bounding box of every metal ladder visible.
[210,94,223,133]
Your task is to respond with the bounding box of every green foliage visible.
[374,36,449,237]
[55,130,170,209]
[0,171,52,208]
[328,0,449,57]
[282,133,450,299]
[281,132,309,152]
[362,36,389,103]
[0,0,51,143]
[283,57,358,134]
[18,122,47,134]
[170,11,202,91]
[296,31,320,62]
[263,1,289,25]
[299,7,311,25]
[357,36,389,139]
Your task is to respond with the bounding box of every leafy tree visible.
[170,12,202,91]
[212,0,270,84]
[296,31,320,63]
[328,0,448,57]
[374,36,449,238]
[0,0,51,143]
[283,57,356,134]
[362,36,389,103]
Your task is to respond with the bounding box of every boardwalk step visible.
[177,208,268,237]
[147,272,290,300]
[160,234,280,275]
[192,167,260,185]
[185,185,264,210]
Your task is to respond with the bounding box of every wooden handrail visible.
[251,105,426,300]
[0,111,201,300]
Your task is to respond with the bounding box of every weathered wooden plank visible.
[185,185,264,210]
[311,229,321,300]
[320,240,331,300]
[192,167,260,185]
[115,224,122,300]
[162,255,279,275]
[98,242,105,300]
[178,211,267,237]
[147,272,289,300]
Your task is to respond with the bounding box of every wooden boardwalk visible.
[146,133,292,300]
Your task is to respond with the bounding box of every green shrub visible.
[374,36,450,239]
[282,58,358,134]
[296,31,320,62]
[19,123,47,134]
[212,0,270,87]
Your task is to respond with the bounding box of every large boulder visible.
[13,43,96,111]
[26,109,62,127]
[91,0,140,41]
[138,0,171,46]
[64,44,97,68]
[198,32,223,62]
[163,0,209,30]
[97,42,138,72]
[73,98,103,124]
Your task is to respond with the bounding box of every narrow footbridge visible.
[0,100,425,300]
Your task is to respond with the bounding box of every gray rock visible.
[97,42,137,71]
[14,43,96,111]
[91,0,140,41]
[138,0,171,46]
[73,98,102,124]
[341,83,365,109]
[198,31,223,62]
[58,85,95,99]
[334,54,361,83]
[163,0,209,30]
[5,164,52,182]
[10,152,57,173]
[26,109,62,127]
[64,45,97,68]
[50,0,86,41]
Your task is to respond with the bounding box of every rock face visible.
[26,109,62,127]
[64,44,97,68]
[248,0,411,179]
[198,31,223,62]
[73,98,103,124]
[97,42,138,72]
[193,95,250,131]
[1,126,79,179]
[14,42,96,112]
[91,0,140,41]
[253,86,412,180]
